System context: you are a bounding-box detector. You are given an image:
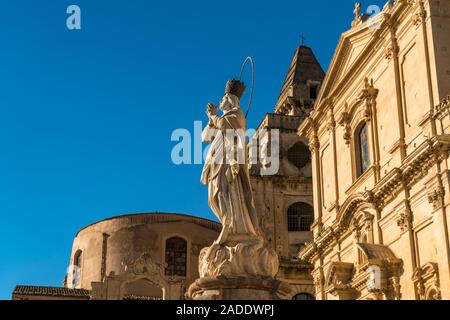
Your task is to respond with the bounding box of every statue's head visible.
[221,79,245,111]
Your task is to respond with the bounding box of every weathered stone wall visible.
[67,213,220,299]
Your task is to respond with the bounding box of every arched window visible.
[287,202,314,232]
[165,237,187,277]
[293,293,315,300]
[287,142,311,170]
[72,250,82,288]
[356,124,370,178]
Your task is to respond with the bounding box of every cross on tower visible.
[300,34,306,46]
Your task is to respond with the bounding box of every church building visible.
[299,0,450,300]
[12,0,450,301]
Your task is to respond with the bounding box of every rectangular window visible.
[309,86,318,99]
[357,124,371,177]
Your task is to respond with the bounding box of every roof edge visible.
[75,212,221,237]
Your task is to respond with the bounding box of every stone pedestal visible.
[188,276,292,300]
[187,234,291,300]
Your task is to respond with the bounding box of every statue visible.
[352,2,363,27]
[353,2,362,19]
[197,79,279,279]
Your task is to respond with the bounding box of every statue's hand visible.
[225,160,239,183]
[206,103,219,118]
[231,162,239,177]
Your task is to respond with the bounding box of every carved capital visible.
[385,43,399,60]
[327,116,336,133]
[396,210,412,232]
[428,187,445,210]
[412,4,427,26]
[307,134,320,154]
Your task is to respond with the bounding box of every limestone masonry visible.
[12,0,450,300]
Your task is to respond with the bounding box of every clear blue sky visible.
[0,0,387,299]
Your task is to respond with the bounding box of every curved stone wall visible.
[67,213,220,297]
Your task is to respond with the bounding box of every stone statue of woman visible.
[201,79,259,243]
[198,79,278,279]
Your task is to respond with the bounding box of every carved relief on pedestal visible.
[191,243,210,256]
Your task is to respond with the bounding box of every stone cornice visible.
[300,135,450,263]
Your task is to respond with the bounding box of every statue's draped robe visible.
[201,107,260,244]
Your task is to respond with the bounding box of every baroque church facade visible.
[12,0,450,300]
[299,0,450,300]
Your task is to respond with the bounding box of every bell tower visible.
[250,43,325,299]
[275,45,325,117]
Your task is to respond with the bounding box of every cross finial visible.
[300,34,306,46]
[354,2,362,18]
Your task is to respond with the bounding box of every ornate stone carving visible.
[302,110,450,263]
[352,212,374,240]
[428,186,445,210]
[352,244,403,299]
[198,79,279,280]
[339,106,351,145]
[351,2,369,28]
[412,263,441,300]
[198,237,278,278]
[191,243,209,256]
[326,108,337,133]
[307,133,320,154]
[384,43,399,60]
[189,77,288,300]
[433,95,450,120]
[396,205,413,232]
[311,268,325,297]
[396,212,409,232]
[363,212,374,231]
[388,276,402,300]
[122,252,166,287]
[397,211,412,232]
[357,78,379,122]
[412,6,427,26]
[325,262,357,299]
